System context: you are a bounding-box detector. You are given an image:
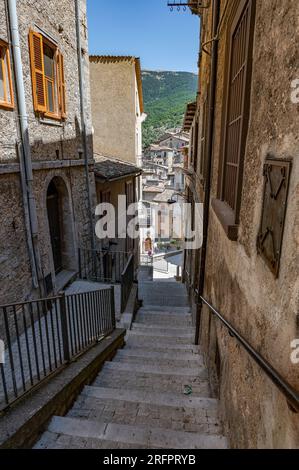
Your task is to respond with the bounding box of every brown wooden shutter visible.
[29,30,47,113]
[221,0,255,218]
[57,52,66,118]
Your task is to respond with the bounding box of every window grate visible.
[221,0,255,219]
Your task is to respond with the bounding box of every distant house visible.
[89,56,146,167]
[156,131,190,150]
[94,155,141,257]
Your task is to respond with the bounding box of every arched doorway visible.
[47,181,62,274]
[46,177,76,275]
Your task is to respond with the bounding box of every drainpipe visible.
[7,0,42,291]
[75,0,96,254]
[195,0,220,345]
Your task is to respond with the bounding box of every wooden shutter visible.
[221,0,255,218]
[29,30,47,113]
[57,52,66,118]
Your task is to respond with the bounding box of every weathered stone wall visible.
[0,0,96,305]
[89,59,137,164]
[189,0,299,448]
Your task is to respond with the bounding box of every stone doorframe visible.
[44,172,78,290]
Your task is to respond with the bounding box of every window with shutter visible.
[0,39,14,110]
[220,0,255,222]
[29,30,66,119]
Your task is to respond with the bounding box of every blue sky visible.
[87,0,200,73]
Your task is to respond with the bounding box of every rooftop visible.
[143,185,165,193]
[153,189,176,203]
[94,155,141,182]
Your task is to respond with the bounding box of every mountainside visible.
[142,70,197,148]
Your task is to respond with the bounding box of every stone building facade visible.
[184,0,299,448]
[0,0,96,305]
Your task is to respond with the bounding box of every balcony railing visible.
[0,287,115,411]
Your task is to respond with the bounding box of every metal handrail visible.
[200,296,299,413]
[121,253,134,278]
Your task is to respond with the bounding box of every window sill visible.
[39,116,64,127]
[0,102,14,111]
[211,198,239,241]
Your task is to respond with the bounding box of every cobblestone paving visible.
[34,281,228,449]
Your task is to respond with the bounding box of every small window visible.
[219,0,256,221]
[29,30,66,119]
[0,40,14,110]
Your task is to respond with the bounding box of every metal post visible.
[59,293,70,362]
[78,248,82,279]
[110,286,116,330]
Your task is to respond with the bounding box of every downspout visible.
[195,0,220,345]
[75,0,96,254]
[7,0,42,292]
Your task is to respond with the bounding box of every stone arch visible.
[46,175,77,274]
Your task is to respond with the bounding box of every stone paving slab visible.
[102,361,207,378]
[46,416,228,449]
[123,343,199,353]
[67,396,222,435]
[114,349,203,366]
[82,386,219,412]
[132,323,195,334]
[94,370,212,397]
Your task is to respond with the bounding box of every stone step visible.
[123,343,199,354]
[94,369,211,397]
[126,330,193,345]
[102,361,206,378]
[126,335,196,349]
[142,296,189,307]
[132,323,195,334]
[135,316,192,327]
[83,386,218,412]
[139,281,187,292]
[66,387,222,435]
[138,306,191,314]
[114,349,203,368]
[42,416,228,449]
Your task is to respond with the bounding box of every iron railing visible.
[140,254,153,266]
[0,287,115,411]
[200,296,299,413]
[121,254,135,313]
[78,248,130,284]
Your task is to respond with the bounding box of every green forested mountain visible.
[142,70,197,148]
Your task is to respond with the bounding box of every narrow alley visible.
[34,280,227,449]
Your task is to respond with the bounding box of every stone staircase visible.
[34,281,228,449]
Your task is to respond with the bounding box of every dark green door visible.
[47,182,62,274]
